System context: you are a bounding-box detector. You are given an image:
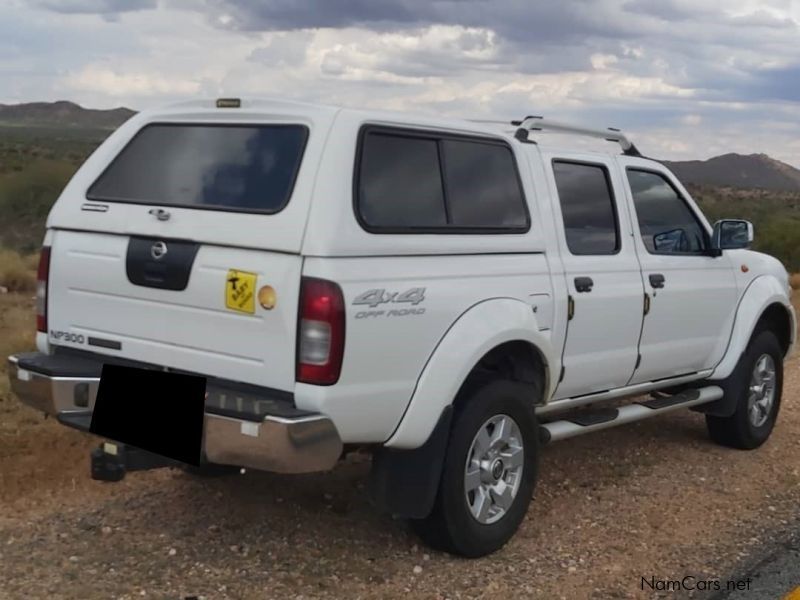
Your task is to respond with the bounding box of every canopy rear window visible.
[87,123,309,214]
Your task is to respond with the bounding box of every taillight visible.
[36,247,51,333]
[297,277,345,385]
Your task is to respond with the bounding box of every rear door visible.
[544,153,645,399]
[619,160,738,383]
[45,117,328,391]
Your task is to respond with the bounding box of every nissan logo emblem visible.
[151,241,168,260]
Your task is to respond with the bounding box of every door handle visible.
[649,273,665,289]
[574,276,594,293]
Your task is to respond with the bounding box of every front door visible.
[619,161,739,384]
[545,154,645,400]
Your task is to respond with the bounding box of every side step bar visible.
[540,386,723,444]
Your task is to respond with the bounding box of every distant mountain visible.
[0,100,135,130]
[664,153,800,193]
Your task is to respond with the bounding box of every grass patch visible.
[0,293,35,367]
[0,248,37,292]
[0,291,35,409]
[0,293,36,434]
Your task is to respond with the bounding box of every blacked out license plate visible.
[90,364,206,466]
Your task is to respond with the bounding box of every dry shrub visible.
[0,294,36,375]
[0,249,37,293]
[23,252,40,272]
[790,273,800,291]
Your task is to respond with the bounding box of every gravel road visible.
[1,294,799,599]
[719,524,800,600]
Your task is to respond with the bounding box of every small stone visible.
[413,565,423,575]
[423,553,430,561]
[69,555,79,563]
[0,286,7,294]
[101,526,112,535]
[168,548,177,557]
[568,566,577,573]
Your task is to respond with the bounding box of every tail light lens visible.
[297,277,345,385]
[36,247,51,333]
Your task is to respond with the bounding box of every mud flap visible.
[369,406,453,519]
[692,351,749,418]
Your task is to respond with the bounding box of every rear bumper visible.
[7,353,342,474]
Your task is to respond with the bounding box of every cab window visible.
[552,160,620,255]
[627,169,708,254]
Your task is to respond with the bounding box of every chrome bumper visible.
[7,354,342,474]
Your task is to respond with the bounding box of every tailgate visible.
[47,229,302,391]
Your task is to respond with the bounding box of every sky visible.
[2,0,800,166]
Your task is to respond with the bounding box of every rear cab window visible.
[355,127,530,233]
[87,123,309,214]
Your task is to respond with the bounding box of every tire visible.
[706,329,783,450]
[410,380,539,557]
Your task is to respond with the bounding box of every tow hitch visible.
[90,441,180,482]
[56,410,181,482]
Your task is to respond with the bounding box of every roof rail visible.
[470,116,642,157]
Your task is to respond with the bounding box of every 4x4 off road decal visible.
[225,269,257,314]
[353,287,426,319]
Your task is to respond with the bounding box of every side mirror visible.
[711,219,754,251]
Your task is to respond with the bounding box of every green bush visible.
[0,159,76,253]
[754,217,800,274]
[690,184,800,272]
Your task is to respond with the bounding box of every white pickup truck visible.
[7,99,796,557]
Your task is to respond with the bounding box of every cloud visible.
[623,0,720,21]
[35,0,156,14]
[194,0,650,53]
[681,114,702,126]
[61,65,201,96]
[5,0,800,167]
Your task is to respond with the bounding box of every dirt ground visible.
[1,292,799,600]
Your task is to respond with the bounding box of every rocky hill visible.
[0,100,135,130]
[663,153,800,192]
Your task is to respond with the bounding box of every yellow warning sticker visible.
[225,269,257,314]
